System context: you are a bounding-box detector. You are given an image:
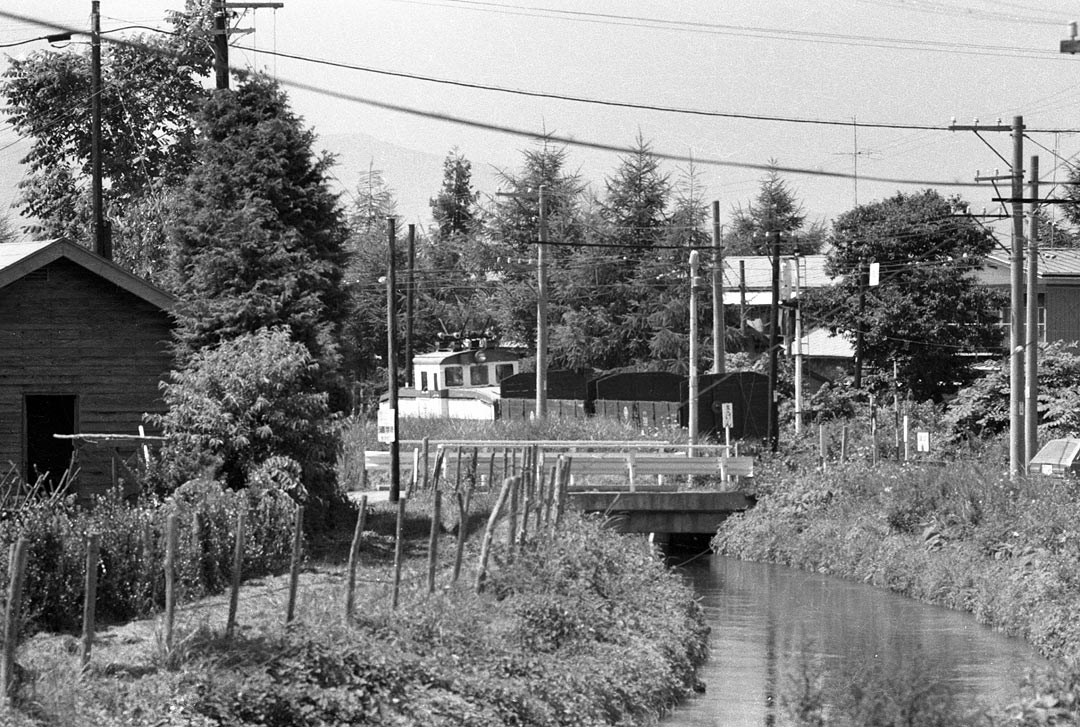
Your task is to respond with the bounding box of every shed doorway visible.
[25,394,77,489]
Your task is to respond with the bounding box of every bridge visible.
[567,490,755,535]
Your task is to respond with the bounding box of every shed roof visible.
[0,239,175,311]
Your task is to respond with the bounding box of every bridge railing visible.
[362,440,753,492]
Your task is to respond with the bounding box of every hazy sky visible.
[2,0,1079,234]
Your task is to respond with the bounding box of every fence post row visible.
[2,538,29,704]
[81,533,100,667]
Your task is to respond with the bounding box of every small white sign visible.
[377,409,396,443]
[721,402,734,429]
[916,431,930,453]
[869,262,880,286]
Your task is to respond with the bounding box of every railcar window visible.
[420,371,428,390]
[444,366,463,386]
[496,363,515,382]
[469,365,490,386]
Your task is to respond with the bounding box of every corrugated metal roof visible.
[983,249,1080,279]
[0,239,175,310]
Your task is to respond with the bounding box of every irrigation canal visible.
[662,555,1048,726]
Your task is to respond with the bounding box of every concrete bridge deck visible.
[567,490,755,534]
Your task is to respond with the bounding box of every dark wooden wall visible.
[1046,283,1080,345]
[0,258,173,498]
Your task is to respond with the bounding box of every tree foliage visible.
[808,189,1004,400]
[726,167,824,255]
[167,75,349,398]
[430,147,479,240]
[152,327,338,501]
[1,5,210,276]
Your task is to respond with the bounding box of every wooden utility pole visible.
[793,256,804,435]
[711,202,725,374]
[213,2,229,90]
[689,250,700,454]
[1025,155,1040,466]
[387,218,401,502]
[536,185,549,418]
[853,261,868,389]
[90,1,108,259]
[405,224,415,388]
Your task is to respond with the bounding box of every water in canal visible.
[665,555,1049,726]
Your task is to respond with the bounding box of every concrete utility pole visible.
[711,202,725,374]
[386,218,400,502]
[689,250,701,454]
[950,116,1025,479]
[536,185,549,419]
[405,224,415,388]
[1010,117,1025,479]
[793,256,804,435]
[90,1,108,259]
[1025,156,1040,466]
[766,230,780,452]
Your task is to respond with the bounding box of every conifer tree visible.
[168,75,349,394]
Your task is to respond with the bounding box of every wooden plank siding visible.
[1045,283,1080,344]
[0,258,174,499]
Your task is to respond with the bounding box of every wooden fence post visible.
[475,476,517,593]
[391,498,406,610]
[841,424,849,462]
[226,509,246,639]
[554,455,570,529]
[81,533,100,667]
[2,538,29,703]
[451,479,473,583]
[519,451,532,546]
[164,514,177,653]
[421,437,430,491]
[431,446,446,491]
[345,495,368,619]
[506,462,520,552]
[285,505,304,623]
[427,491,442,593]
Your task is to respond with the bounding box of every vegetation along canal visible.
[662,555,1047,726]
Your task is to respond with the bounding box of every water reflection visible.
[665,556,1048,726]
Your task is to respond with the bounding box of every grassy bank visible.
[712,457,1080,723]
[3,493,708,726]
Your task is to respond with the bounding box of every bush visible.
[0,480,297,634]
[151,327,341,505]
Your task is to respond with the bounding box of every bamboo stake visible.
[421,437,430,490]
[345,495,368,619]
[2,538,28,703]
[226,509,246,638]
[286,505,304,623]
[391,498,406,609]
[427,491,441,593]
[554,455,571,529]
[507,459,520,552]
[475,476,517,593]
[431,446,446,491]
[80,534,100,667]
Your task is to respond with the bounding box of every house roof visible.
[0,239,175,311]
[788,327,855,359]
[721,255,831,291]
[981,248,1080,282]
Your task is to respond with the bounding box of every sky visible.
[1,0,1080,237]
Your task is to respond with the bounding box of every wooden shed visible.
[0,239,175,498]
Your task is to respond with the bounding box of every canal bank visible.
[708,460,1080,721]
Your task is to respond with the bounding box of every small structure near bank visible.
[0,240,175,498]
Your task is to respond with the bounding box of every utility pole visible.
[213,1,229,90]
[405,224,415,388]
[853,261,868,389]
[689,250,700,454]
[386,219,400,502]
[950,116,1025,478]
[536,185,549,419]
[90,1,108,259]
[711,202,725,374]
[1009,117,1025,479]
[766,230,780,452]
[793,255,804,435]
[1025,156,1040,467]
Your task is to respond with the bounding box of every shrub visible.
[151,326,341,505]
[0,481,296,634]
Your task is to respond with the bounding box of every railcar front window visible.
[469,365,490,386]
[496,363,515,382]
[444,366,463,387]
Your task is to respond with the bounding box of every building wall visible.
[1045,283,1080,344]
[0,258,173,498]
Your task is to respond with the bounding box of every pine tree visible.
[727,166,823,255]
